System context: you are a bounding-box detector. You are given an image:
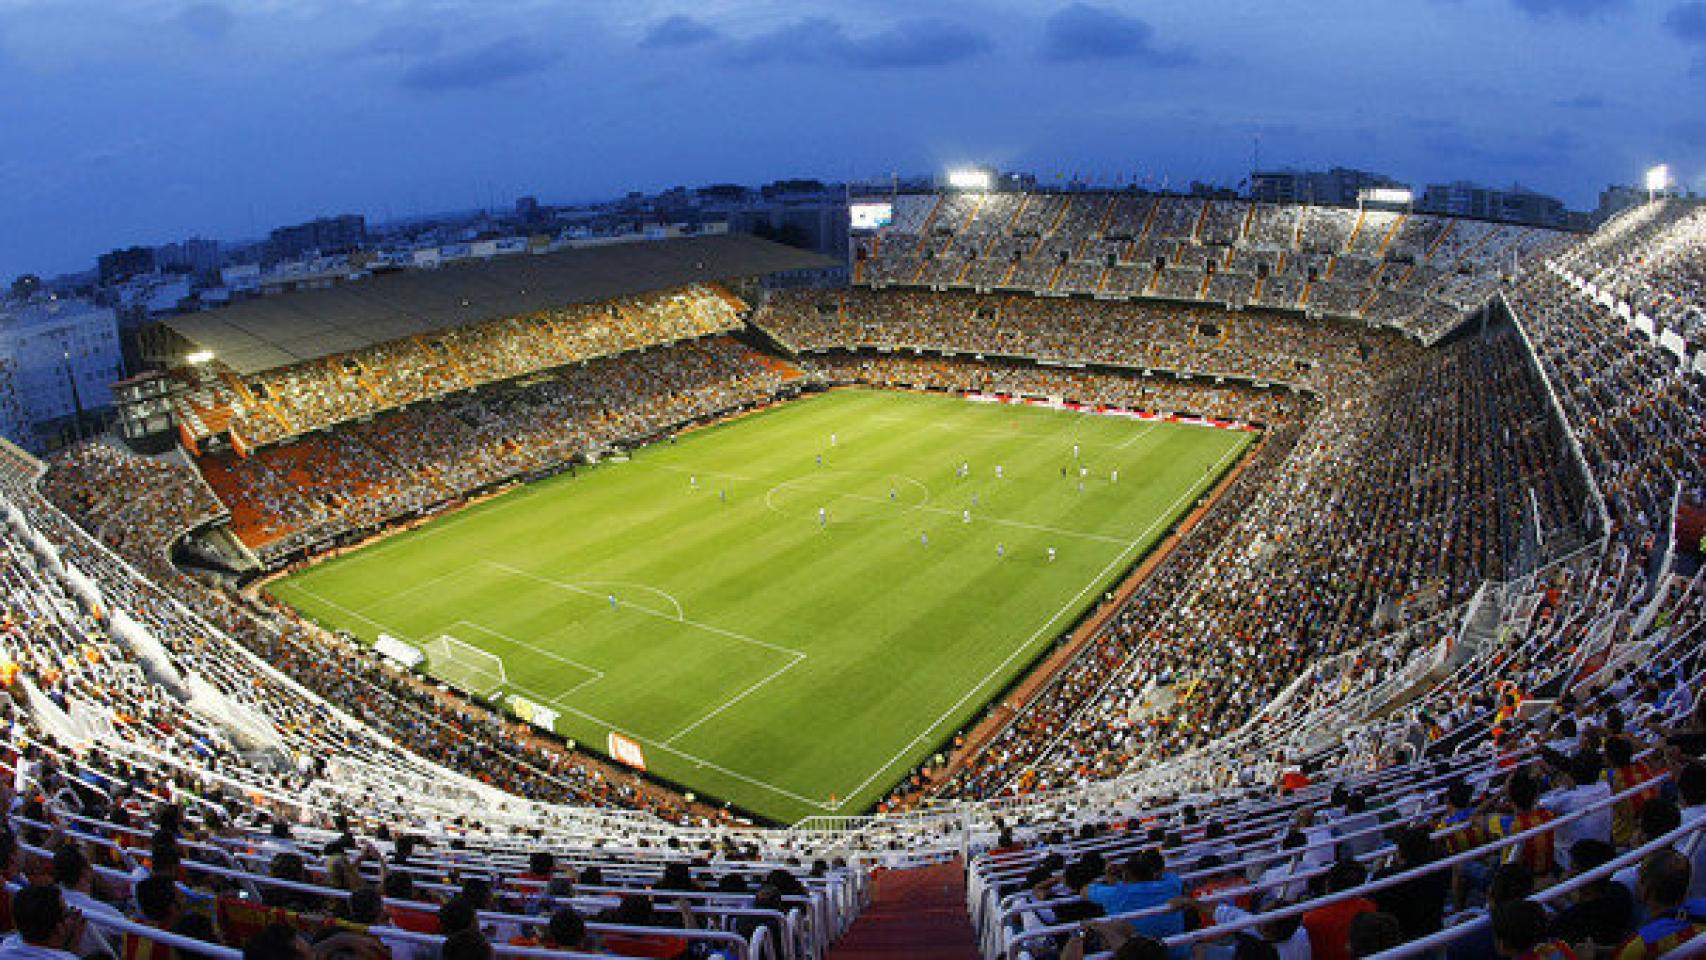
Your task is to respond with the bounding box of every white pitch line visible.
[505,679,835,811]
[664,654,806,746]
[482,560,808,660]
[827,436,1251,809]
[562,580,686,621]
[369,566,481,609]
[287,584,395,634]
[451,619,605,686]
[1118,421,1163,449]
[326,499,490,565]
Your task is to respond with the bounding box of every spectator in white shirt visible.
[1539,751,1613,852]
[1333,792,1383,860]
[1255,832,1311,907]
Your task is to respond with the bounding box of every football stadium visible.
[1,5,1704,960]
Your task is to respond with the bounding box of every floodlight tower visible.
[1646,164,1671,202]
[946,168,993,192]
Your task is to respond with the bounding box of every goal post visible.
[424,635,507,697]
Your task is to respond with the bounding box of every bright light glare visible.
[186,350,214,365]
[947,169,992,191]
[1361,187,1414,205]
[1645,164,1670,192]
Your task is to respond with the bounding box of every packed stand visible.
[851,192,1570,343]
[966,615,1704,960]
[1553,199,1706,350]
[754,289,1388,395]
[807,355,1306,429]
[39,444,227,580]
[0,724,865,960]
[174,285,747,448]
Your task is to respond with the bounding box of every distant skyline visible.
[1,0,1701,281]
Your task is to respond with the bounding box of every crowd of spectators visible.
[851,192,1570,343]
[176,284,746,448]
[938,207,1702,960]
[807,355,1307,429]
[1508,240,1705,557]
[974,627,1704,960]
[38,444,227,577]
[0,737,855,960]
[1554,199,1705,350]
[754,288,1391,395]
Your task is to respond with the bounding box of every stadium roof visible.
[162,234,836,375]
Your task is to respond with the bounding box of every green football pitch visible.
[268,388,1255,824]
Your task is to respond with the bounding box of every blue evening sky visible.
[0,0,1700,279]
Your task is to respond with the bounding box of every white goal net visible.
[424,635,507,697]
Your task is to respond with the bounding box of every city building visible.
[267,214,367,260]
[0,298,123,451]
[1250,167,1406,206]
[1419,180,1568,228]
[97,245,155,284]
[155,235,222,275]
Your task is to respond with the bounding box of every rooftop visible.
[162,233,835,376]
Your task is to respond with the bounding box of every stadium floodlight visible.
[1645,164,1671,195]
[947,168,992,192]
[185,350,215,365]
[1360,187,1414,206]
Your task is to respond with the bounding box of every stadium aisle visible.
[826,858,979,960]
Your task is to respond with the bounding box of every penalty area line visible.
[504,679,836,812]
[663,654,806,746]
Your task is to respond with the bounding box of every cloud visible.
[399,36,559,92]
[848,18,993,67]
[737,16,991,68]
[641,14,718,49]
[1665,1,1706,42]
[1041,4,1193,65]
[1508,0,1627,17]
[174,2,234,41]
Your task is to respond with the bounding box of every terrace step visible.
[827,859,978,960]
